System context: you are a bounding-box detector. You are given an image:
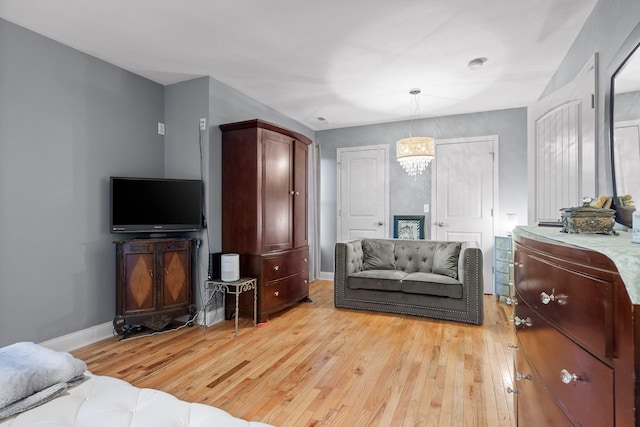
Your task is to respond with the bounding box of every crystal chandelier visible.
[396,89,435,177]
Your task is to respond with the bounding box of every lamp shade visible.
[396,136,435,176]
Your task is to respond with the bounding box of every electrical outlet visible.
[158,122,165,135]
[199,118,207,131]
[423,204,429,213]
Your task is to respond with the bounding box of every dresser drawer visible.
[515,249,613,358]
[514,346,573,427]
[263,274,308,312]
[261,247,309,281]
[515,300,614,427]
[262,252,297,281]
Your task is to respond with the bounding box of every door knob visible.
[436,222,445,227]
[377,221,383,226]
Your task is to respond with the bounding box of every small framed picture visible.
[393,215,425,240]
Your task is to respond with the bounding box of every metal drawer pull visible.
[149,269,153,278]
[304,258,308,262]
[513,316,533,327]
[274,291,280,297]
[516,372,532,381]
[303,280,308,284]
[560,369,580,384]
[273,265,279,271]
[505,297,518,306]
[506,387,519,395]
[290,190,295,195]
[508,344,519,350]
[540,288,567,305]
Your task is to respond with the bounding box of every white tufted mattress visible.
[0,374,273,427]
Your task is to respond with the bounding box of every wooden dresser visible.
[512,227,639,426]
[220,119,311,323]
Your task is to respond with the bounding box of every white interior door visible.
[613,119,640,196]
[527,55,597,224]
[432,136,498,292]
[337,145,389,241]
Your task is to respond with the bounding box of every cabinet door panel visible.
[161,248,190,308]
[294,139,308,249]
[124,252,155,313]
[262,130,293,252]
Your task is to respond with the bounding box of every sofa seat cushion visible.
[347,270,407,291]
[401,272,463,298]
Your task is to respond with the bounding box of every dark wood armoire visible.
[220,119,311,323]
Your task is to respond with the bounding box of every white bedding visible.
[0,374,273,427]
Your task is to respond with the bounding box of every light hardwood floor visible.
[73,280,516,427]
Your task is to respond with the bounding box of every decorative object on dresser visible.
[511,226,639,426]
[113,238,197,339]
[220,119,311,324]
[560,204,616,235]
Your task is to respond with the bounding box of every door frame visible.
[336,144,390,241]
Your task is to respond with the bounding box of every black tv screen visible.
[110,177,202,233]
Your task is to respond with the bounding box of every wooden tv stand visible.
[113,237,197,339]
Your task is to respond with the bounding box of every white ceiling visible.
[0,0,598,131]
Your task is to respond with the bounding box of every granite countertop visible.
[516,225,640,304]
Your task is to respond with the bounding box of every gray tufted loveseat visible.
[334,238,483,325]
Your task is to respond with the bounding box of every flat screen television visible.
[110,177,203,234]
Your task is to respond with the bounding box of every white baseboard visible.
[197,307,225,327]
[39,322,114,352]
[39,307,226,353]
[318,271,334,281]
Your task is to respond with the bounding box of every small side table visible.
[204,277,257,337]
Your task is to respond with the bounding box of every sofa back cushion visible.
[432,242,462,279]
[393,240,438,273]
[362,239,396,270]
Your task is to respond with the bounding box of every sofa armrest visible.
[334,239,363,293]
[460,246,484,324]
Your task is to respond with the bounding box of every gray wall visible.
[0,18,165,347]
[317,108,527,273]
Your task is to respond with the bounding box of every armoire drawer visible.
[516,250,613,358]
[263,274,308,312]
[262,252,298,281]
[515,300,614,427]
[514,346,573,427]
[262,247,309,282]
